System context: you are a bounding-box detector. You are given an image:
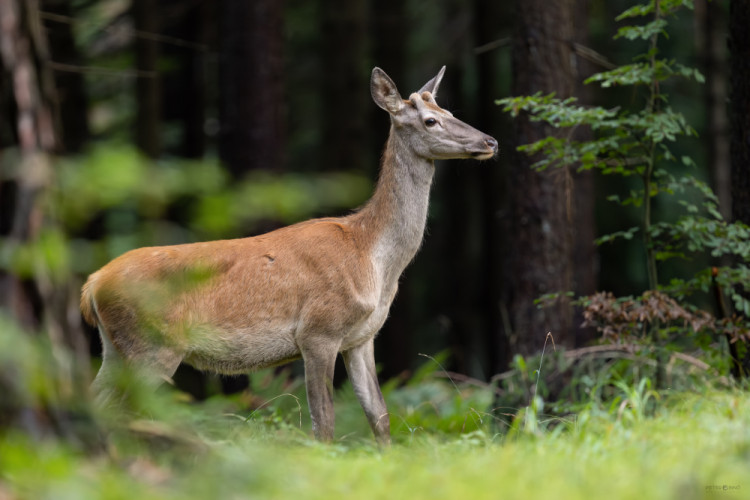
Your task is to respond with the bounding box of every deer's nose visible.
[485,137,498,153]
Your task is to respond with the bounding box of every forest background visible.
[1,0,749,428]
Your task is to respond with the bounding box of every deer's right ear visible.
[371,67,404,114]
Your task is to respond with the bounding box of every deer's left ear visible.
[418,66,446,99]
[371,67,404,115]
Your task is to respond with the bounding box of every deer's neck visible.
[354,127,435,288]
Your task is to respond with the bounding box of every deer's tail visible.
[80,273,100,327]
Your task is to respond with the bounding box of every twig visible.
[418,353,461,395]
[532,332,556,405]
[431,371,504,396]
[38,10,209,52]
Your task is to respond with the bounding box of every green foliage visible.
[498,0,749,377]
[0,144,372,282]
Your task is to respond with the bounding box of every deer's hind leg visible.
[92,323,185,409]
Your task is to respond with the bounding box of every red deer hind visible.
[81,66,498,445]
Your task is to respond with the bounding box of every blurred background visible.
[0,0,741,399]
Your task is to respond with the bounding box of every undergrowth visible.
[2,314,748,500]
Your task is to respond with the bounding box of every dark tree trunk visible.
[571,0,597,347]
[422,0,491,378]
[506,0,577,355]
[476,0,512,374]
[697,0,730,219]
[728,0,750,375]
[371,0,406,177]
[320,0,368,172]
[371,0,406,96]
[218,0,284,176]
[370,0,411,379]
[133,0,161,157]
[159,0,212,159]
[729,0,750,225]
[176,1,211,159]
[41,0,90,153]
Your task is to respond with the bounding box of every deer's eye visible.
[424,118,437,127]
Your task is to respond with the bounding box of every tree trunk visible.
[218,0,284,176]
[320,0,368,172]
[506,0,577,355]
[371,0,406,95]
[729,0,750,225]
[370,0,406,177]
[369,0,411,379]
[133,0,161,158]
[0,0,56,330]
[728,0,750,374]
[571,0,597,347]
[41,0,90,153]
[697,0,730,219]
[476,0,512,374]
[159,0,212,159]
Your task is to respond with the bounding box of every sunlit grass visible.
[1,384,748,500]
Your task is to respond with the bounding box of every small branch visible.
[473,37,511,54]
[571,42,617,70]
[667,351,711,371]
[46,60,157,79]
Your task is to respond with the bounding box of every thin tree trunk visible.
[370,0,411,379]
[133,0,161,157]
[371,0,406,177]
[571,0,597,347]
[41,0,90,153]
[320,0,368,172]
[179,0,210,159]
[476,0,512,374]
[697,0,730,219]
[0,0,56,330]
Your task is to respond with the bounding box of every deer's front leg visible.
[342,339,391,446]
[301,341,339,441]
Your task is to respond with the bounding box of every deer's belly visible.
[183,323,301,374]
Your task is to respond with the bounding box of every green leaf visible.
[615,19,668,41]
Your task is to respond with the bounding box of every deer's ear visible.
[371,67,404,114]
[418,66,446,99]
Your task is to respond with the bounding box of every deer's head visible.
[371,66,498,161]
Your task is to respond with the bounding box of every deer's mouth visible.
[470,149,496,160]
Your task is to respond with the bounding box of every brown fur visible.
[83,66,497,444]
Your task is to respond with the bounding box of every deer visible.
[81,66,498,445]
